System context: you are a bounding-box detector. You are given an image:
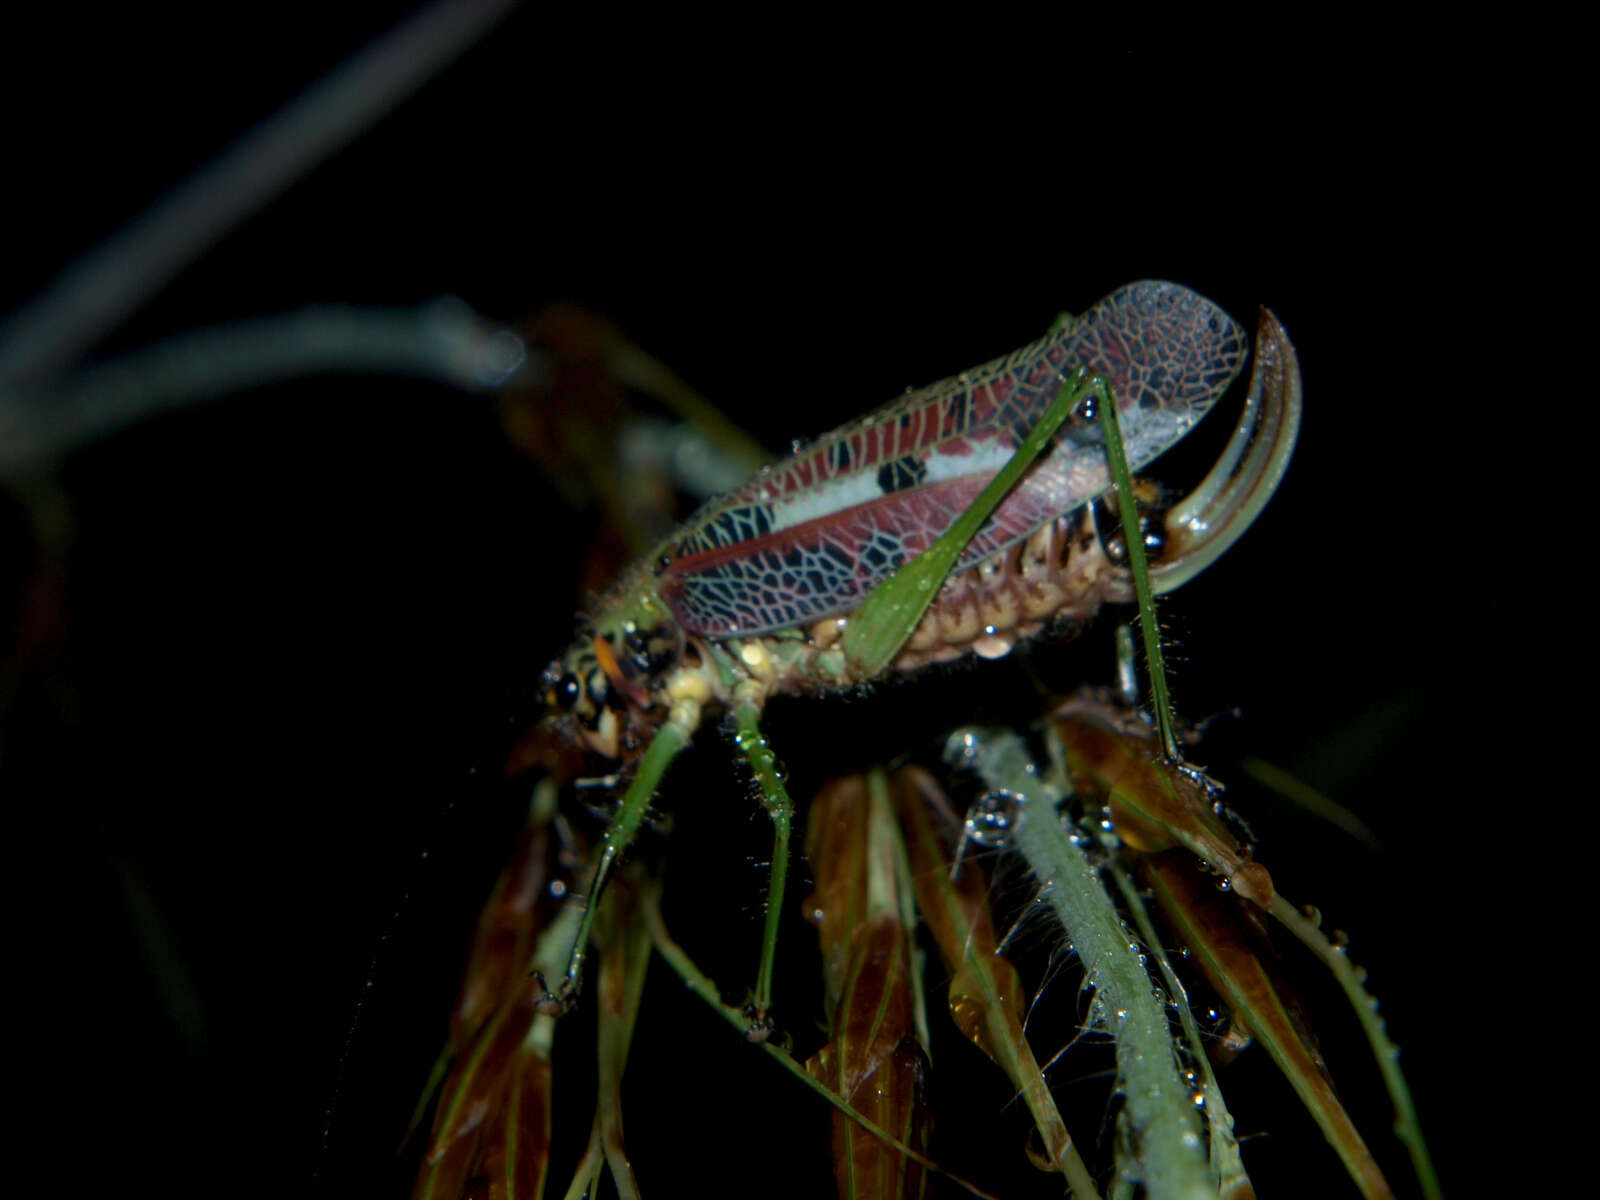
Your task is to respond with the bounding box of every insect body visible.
[547,282,1292,755]
[538,280,1302,1014]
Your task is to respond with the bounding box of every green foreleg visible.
[536,719,690,1011]
[1095,373,1180,761]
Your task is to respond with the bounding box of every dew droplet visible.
[963,789,1025,848]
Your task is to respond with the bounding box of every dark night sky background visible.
[2,9,1524,1198]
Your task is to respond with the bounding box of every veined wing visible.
[659,281,1247,638]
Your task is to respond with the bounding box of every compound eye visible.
[548,672,583,709]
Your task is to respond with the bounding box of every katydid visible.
[535,282,1300,1025]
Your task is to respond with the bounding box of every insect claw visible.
[1172,759,1224,798]
[530,969,581,1016]
[741,1002,776,1044]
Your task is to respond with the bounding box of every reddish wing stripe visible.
[660,447,1119,637]
[660,282,1247,638]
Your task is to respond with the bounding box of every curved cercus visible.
[1148,307,1303,594]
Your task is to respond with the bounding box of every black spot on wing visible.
[875,454,928,495]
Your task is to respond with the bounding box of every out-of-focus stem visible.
[1,301,524,473]
[0,0,519,390]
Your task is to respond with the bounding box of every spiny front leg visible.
[533,713,692,1014]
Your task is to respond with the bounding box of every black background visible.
[3,8,1520,1198]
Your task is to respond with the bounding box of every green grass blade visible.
[1271,898,1441,1200]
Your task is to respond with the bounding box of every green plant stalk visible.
[1104,856,1251,1198]
[951,728,1212,1200]
[1270,897,1441,1200]
[560,1126,605,1200]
